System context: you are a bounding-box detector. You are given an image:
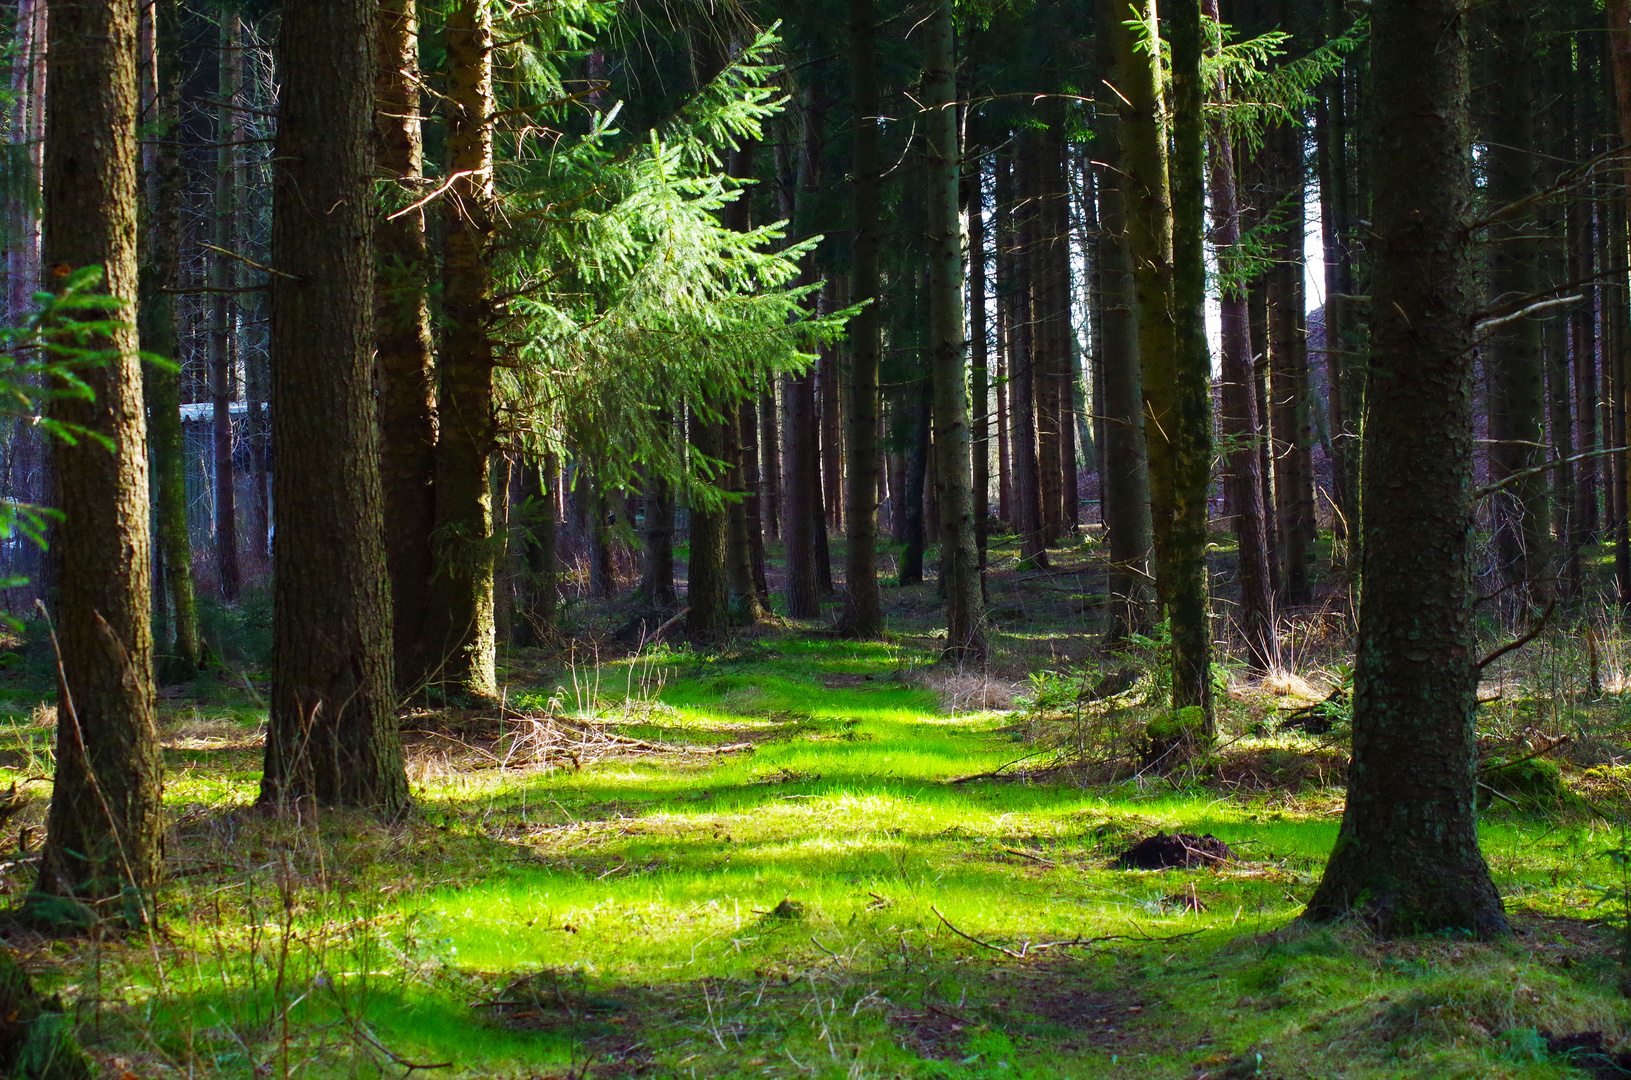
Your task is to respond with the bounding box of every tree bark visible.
[261,0,408,815]
[1007,144,1047,569]
[840,0,882,637]
[375,0,438,695]
[1115,0,1212,724]
[1305,0,1508,938]
[1095,9,1152,641]
[430,0,499,698]
[924,2,983,659]
[140,0,198,680]
[968,142,991,576]
[1485,0,1549,605]
[36,0,165,914]
[209,4,240,603]
[1204,0,1276,672]
[1165,0,1217,726]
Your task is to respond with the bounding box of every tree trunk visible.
[1203,0,1276,672]
[968,143,991,576]
[260,0,408,815]
[899,383,930,586]
[513,457,559,646]
[139,0,198,681]
[36,0,165,915]
[1030,128,1065,546]
[1266,121,1312,605]
[1485,0,1549,606]
[1095,12,1153,641]
[1007,145,1047,570]
[639,466,677,608]
[840,0,882,637]
[375,0,438,695]
[1115,0,1212,725]
[924,2,983,659]
[430,0,499,697]
[210,5,241,603]
[1305,0,1508,938]
[1164,0,1217,726]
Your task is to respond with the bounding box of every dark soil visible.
[1115,832,1232,870]
[1543,1031,1631,1079]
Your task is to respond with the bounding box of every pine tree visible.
[261,0,409,815]
[34,0,165,919]
[1305,0,1508,937]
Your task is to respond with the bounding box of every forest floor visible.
[0,531,1630,1078]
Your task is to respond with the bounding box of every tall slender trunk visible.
[1114,0,1211,722]
[1204,0,1275,671]
[1267,121,1311,604]
[1165,0,1217,724]
[1008,142,1047,568]
[1031,127,1065,546]
[1095,13,1152,641]
[639,458,677,607]
[741,397,770,601]
[924,3,982,658]
[994,155,1014,526]
[841,0,883,637]
[375,0,438,694]
[1486,0,1549,605]
[899,382,930,585]
[432,0,498,697]
[968,145,991,575]
[36,0,164,912]
[210,5,240,601]
[140,0,198,679]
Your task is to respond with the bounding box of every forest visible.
[0,0,1628,1076]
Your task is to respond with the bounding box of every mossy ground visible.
[0,530,1625,1077]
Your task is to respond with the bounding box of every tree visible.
[1205,0,1276,672]
[1112,0,1213,728]
[840,0,884,639]
[1094,8,1153,642]
[1304,0,1508,937]
[432,0,501,699]
[924,2,983,659]
[260,0,409,815]
[1484,0,1549,604]
[34,0,165,919]
[376,0,439,695]
[139,0,201,681]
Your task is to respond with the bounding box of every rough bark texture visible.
[260,0,408,815]
[36,0,164,915]
[1114,0,1210,723]
[431,0,498,698]
[841,0,883,636]
[1304,0,1508,938]
[375,0,438,695]
[924,3,983,659]
[139,0,198,680]
[1204,0,1275,671]
[0,950,91,1078]
[1164,0,1216,725]
[1094,16,1153,641]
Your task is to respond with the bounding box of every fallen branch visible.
[1477,598,1558,671]
[928,905,1198,959]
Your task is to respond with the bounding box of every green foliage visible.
[467,20,848,506]
[1208,14,1367,155]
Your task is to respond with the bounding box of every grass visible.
[0,535,1630,1077]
